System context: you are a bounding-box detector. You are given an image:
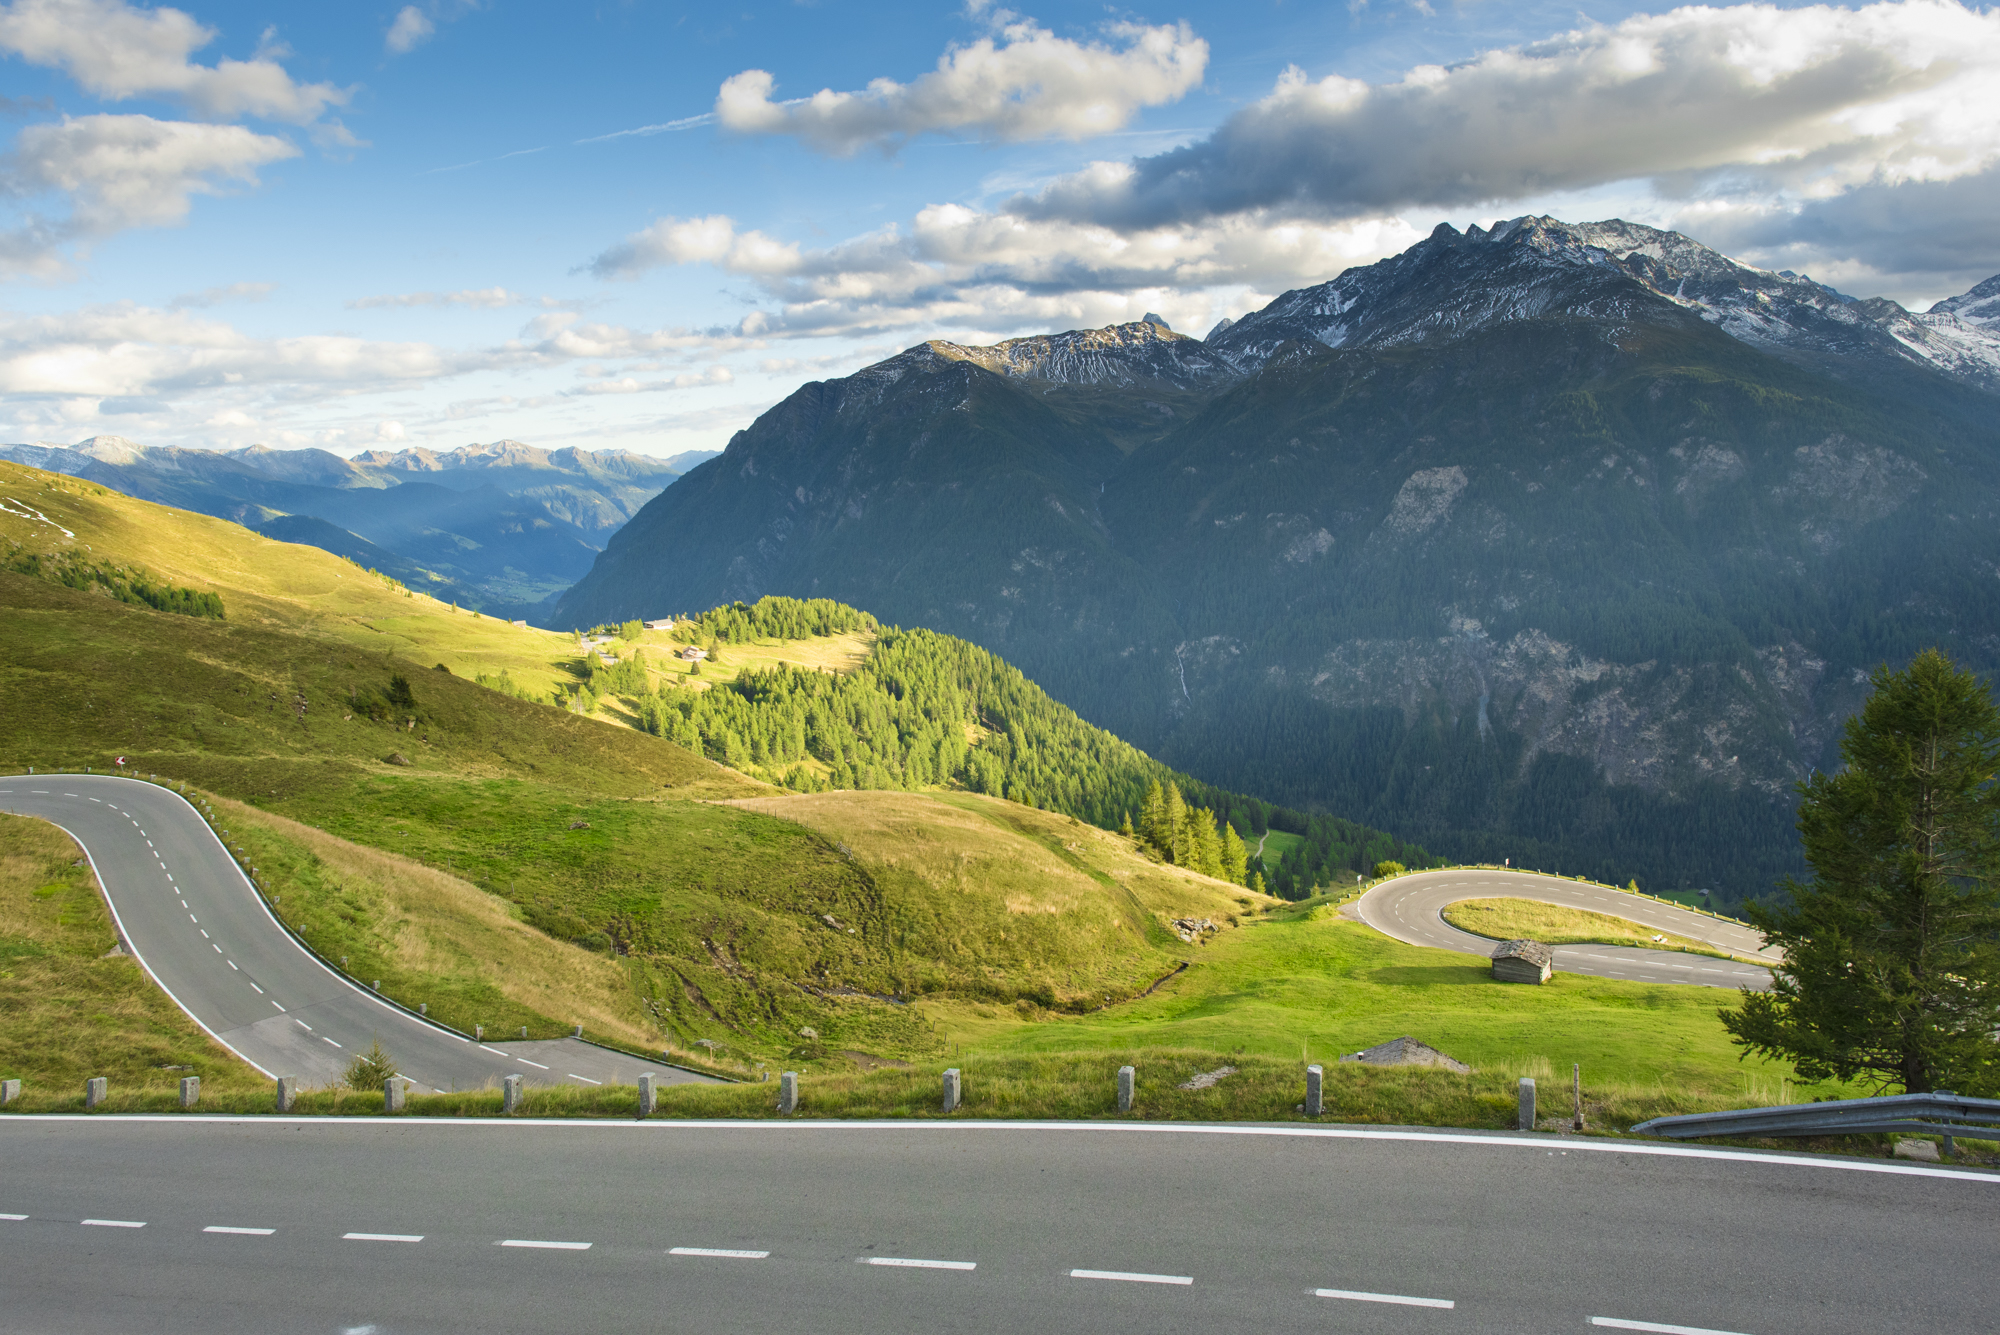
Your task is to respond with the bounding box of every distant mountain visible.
[554,217,2000,905]
[0,437,709,619]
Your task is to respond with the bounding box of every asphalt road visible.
[1358,870,1780,991]
[0,1117,1993,1335]
[0,774,719,1094]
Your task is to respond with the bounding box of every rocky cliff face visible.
[555,217,2000,901]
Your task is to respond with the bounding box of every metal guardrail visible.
[1632,1091,2000,1141]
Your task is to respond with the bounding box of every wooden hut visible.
[1492,938,1554,984]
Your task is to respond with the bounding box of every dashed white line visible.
[204,1226,275,1236]
[344,1232,423,1243]
[271,1001,286,1012]
[227,961,238,970]
[81,1219,146,1229]
[516,1058,549,1070]
[568,1074,602,1085]
[211,944,222,953]
[323,1037,343,1048]
[0,1213,26,1221]
[1590,1320,1753,1335]
[864,1257,976,1270]
[249,982,263,993]
[1316,1288,1455,1309]
[670,1247,769,1259]
[199,930,209,939]
[1070,1268,1190,1285]
[499,1239,592,1250]
[479,1044,509,1056]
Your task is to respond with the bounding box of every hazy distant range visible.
[0,436,717,621]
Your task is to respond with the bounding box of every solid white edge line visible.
[81,1219,146,1228]
[1070,1268,1192,1285]
[4,1116,1989,1182]
[1591,1319,1753,1335]
[670,1247,769,1258]
[864,1256,976,1270]
[499,1239,591,1250]
[1316,1287,1454,1309]
[203,1225,275,1235]
[343,1232,423,1242]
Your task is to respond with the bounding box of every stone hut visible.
[1492,938,1555,984]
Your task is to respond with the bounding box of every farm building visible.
[644,619,675,630]
[1491,938,1555,984]
[677,646,708,662]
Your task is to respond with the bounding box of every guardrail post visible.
[275,1075,297,1112]
[1117,1065,1135,1113]
[85,1076,107,1108]
[1305,1064,1323,1117]
[503,1073,523,1113]
[942,1068,961,1113]
[179,1076,200,1109]
[0,1078,19,1105]
[573,1024,583,1038]
[385,1078,405,1113]
[1518,1077,1536,1131]
[777,1071,799,1114]
[638,1073,657,1116]
[1572,1063,1584,1131]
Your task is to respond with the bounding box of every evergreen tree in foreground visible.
[1721,650,2000,1095]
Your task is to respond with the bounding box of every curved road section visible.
[1358,868,1779,991]
[0,774,718,1093]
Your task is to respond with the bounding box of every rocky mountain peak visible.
[916,318,1231,391]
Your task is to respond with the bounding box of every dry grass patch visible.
[1442,898,1756,962]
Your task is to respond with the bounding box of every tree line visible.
[3,545,224,619]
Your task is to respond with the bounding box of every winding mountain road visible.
[1356,869,1779,991]
[0,774,719,1093]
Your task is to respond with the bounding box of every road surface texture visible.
[0,1117,1993,1335]
[1358,870,1780,991]
[0,774,719,1093]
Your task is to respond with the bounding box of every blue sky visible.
[3,0,1997,458]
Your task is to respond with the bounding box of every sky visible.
[2,0,1997,460]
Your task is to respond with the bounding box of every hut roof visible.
[1493,938,1555,967]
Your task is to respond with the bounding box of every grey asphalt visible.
[0,1117,1994,1335]
[1358,869,1780,990]
[0,774,719,1094]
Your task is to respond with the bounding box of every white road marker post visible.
[1573,1063,1583,1131]
[638,1072,657,1116]
[275,1075,297,1112]
[385,1077,405,1113]
[503,1073,523,1114]
[179,1076,199,1110]
[1306,1064,1323,1117]
[1117,1065,1135,1114]
[942,1068,961,1113]
[777,1071,798,1115]
[85,1077,107,1108]
[1518,1077,1536,1131]
[0,1078,19,1105]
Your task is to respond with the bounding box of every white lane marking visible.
[89,798,100,803]
[212,944,222,953]
[568,1074,602,1085]
[200,930,209,939]
[344,1232,423,1243]
[228,961,238,970]
[1316,1288,1454,1309]
[204,1226,275,1236]
[188,913,197,922]
[322,1037,343,1048]
[1590,1321,1752,1335]
[271,1001,286,1012]
[249,982,263,994]
[670,1247,769,1258]
[1070,1268,1190,1285]
[82,1219,146,1228]
[0,1213,27,1220]
[517,1058,549,1070]
[479,1045,509,1056]
[864,1257,976,1270]
[499,1239,592,1250]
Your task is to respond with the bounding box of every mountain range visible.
[0,437,715,617]
[553,216,2000,905]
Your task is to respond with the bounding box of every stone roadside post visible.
[0,1078,19,1105]
[503,1073,524,1113]
[942,1068,961,1113]
[385,1077,406,1113]
[1305,1064,1323,1117]
[638,1073,657,1116]
[778,1071,799,1115]
[179,1076,200,1109]
[85,1077,107,1108]
[1117,1065,1135,1113]
[276,1075,298,1112]
[1518,1077,1536,1131]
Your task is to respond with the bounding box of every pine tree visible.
[1221,822,1249,886]
[1722,650,2000,1094]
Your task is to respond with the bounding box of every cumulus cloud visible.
[385,6,433,55]
[1,113,297,275]
[0,0,350,124]
[569,365,735,396]
[1015,0,2000,230]
[715,14,1207,154]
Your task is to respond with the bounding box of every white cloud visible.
[169,279,275,307]
[384,6,433,55]
[1,113,297,275]
[1016,0,2000,230]
[347,287,579,310]
[375,418,407,440]
[569,366,735,396]
[0,0,349,124]
[715,14,1207,154]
